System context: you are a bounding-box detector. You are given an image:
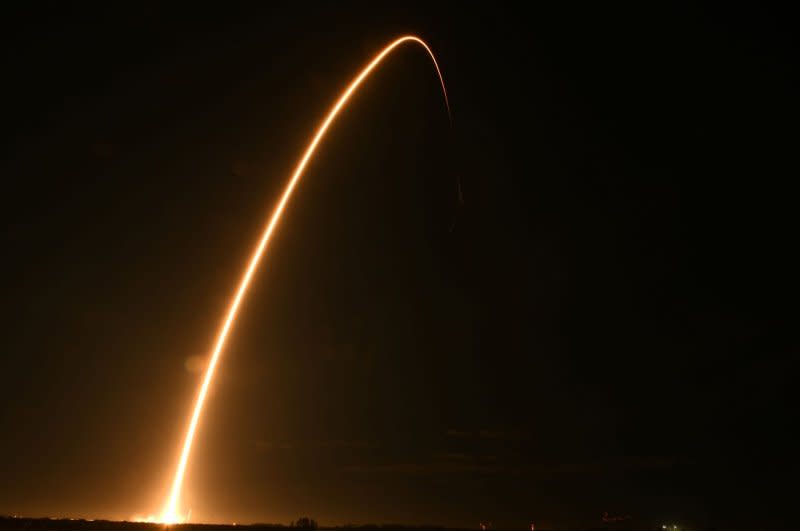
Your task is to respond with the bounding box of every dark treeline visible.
[0,516,683,531]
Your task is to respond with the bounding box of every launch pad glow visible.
[158,36,449,523]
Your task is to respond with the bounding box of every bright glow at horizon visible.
[159,35,449,524]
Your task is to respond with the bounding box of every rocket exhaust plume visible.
[159,35,449,524]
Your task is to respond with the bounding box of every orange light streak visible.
[160,35,448,524]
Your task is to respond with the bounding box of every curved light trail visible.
[160,35,449,524]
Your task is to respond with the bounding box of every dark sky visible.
[1,3,797,530]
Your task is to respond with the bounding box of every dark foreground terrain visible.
[0,518,656,531]
[0,520,454,531]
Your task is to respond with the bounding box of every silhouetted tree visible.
[292,517,318,530]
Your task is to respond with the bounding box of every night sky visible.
[1,4,797,530]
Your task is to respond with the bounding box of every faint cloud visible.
[529,455,684,475]
[92,141,114,158]
[184,355,207,374]
[230,159,255,178]
[319,343,358,363]
[314,439,376,449]
[620,455,682,470]
[445,429,472,438]
[445,428,532,441]
[344,452,683,479]
[345,452,505,477]
[252,439,376,453]
[253,440,294,451]
[436,452,475,462]
[345,460,502,476]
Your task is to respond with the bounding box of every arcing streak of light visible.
[160,35,449,524]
